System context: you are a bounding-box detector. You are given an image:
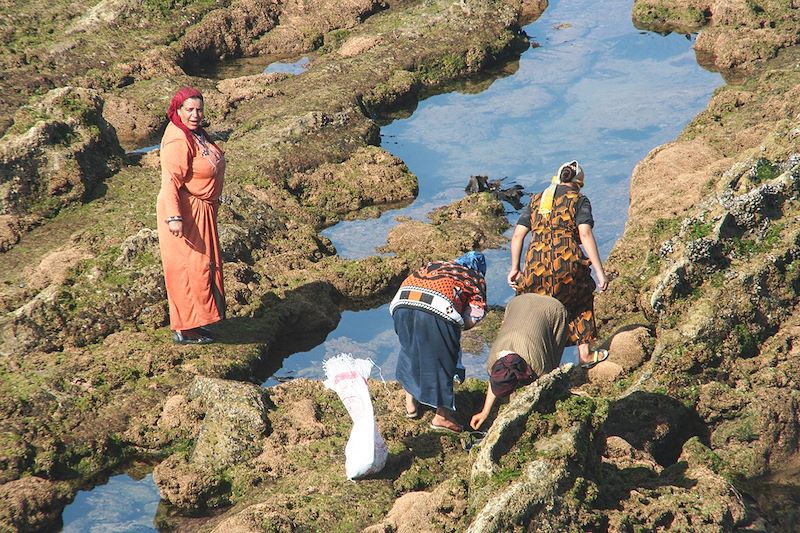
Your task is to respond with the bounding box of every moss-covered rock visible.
[633,0,800,76]
[0,87,123,251]
[286,145,418,227]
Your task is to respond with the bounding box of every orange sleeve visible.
[159,135,191,218]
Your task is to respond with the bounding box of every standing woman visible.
[157,87,226,344]
[390,251,488,433]
[508,160,609,367]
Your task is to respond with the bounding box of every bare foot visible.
[405,393,419,418]
[431,414,463,433]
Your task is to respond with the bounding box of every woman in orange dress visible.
[156,87,226,344]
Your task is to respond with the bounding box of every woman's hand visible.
[470,387,496,430]
[470,410,489,430]
[578,224,609,292]
[168,220,183,238]
[596,270,609,292]
[509,224,528,287]
[507,268,520,287]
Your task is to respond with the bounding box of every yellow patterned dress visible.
[515,185,597,346]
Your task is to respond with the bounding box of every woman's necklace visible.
[192,131,210,156]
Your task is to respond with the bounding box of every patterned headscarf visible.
[490,352,535,397]
[560,160,585,188]
[538,160,585,215]
[454,251,487,276]
[166,87,220,156]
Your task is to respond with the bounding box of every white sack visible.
[323,353,388,479]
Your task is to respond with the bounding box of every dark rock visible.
[465,175,526,209]
[602,391,708,467]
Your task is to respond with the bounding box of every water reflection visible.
[126,144,159,155]
[60,472,159,532]
[185,54,310,79]
[264,56,310,75]
[306,0,721,380]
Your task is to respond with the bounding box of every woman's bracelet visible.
[165,216,183,223]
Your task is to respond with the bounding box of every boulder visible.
[153,377,269,510]
[152,455,229,511]
[607,326,653,371]
[472,365,572,477]
[0,476,61,532]
[187,376,269,468]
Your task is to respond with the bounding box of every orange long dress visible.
[156,122,226,331]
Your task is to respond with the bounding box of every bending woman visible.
[508,160,608,367]
[390,251,488,433]
[470,293,568,430]
[156,87,226,344]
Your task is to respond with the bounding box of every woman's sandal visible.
[172,330,213,345]
[580,349,609,369]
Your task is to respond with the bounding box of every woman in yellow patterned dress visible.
[508,160,609,368]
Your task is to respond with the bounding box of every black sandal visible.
[172,330,213,345]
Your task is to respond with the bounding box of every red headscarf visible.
[166,87,220,156]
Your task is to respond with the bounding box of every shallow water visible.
[324,3,719,263]
[264,56,310,75]
[62,0,721,528]
[185,54,310,79]
[60,473,160,532]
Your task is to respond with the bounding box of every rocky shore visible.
[1,0,799,531]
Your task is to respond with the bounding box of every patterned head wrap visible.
[538,160,585,215]
[559,160,584,187]
[166,87,219,156]
[454,251,486,276]
[489,352,535,397]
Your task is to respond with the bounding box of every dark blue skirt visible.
[393,307,464,410]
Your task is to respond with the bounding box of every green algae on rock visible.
[595,2,800,529]
[0,87,124,253]
[633,0,800,77]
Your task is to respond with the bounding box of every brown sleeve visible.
[548,298,569,351]
[159,136,191,218]
[486,348,499,376]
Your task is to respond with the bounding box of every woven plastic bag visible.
[323,353,388,479]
